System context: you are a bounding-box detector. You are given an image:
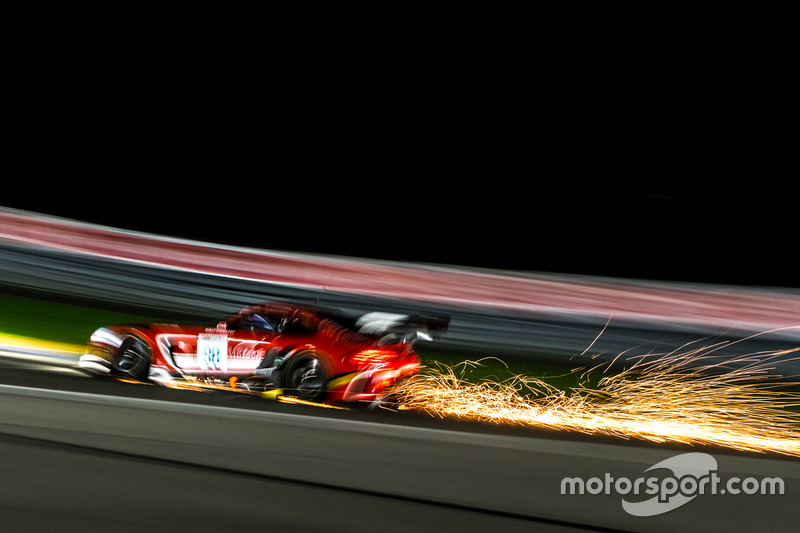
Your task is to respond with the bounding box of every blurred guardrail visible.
[2,207,799,370]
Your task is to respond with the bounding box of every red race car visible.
[79,303,448,403]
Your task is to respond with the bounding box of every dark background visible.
[4,26,795,288]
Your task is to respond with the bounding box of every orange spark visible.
[389,336,800,457]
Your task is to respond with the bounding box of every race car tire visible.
[281,351,327,401]
[113,335,151,380]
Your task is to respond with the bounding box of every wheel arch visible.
[114,327,158,361]
[277,344,335,375]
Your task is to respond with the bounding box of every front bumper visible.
[78,353,112,374]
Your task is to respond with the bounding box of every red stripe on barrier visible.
[2,208,799,335]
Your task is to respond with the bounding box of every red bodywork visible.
[81,303,432,403]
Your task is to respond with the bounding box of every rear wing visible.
[356,311,450,344]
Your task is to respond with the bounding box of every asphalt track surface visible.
[1,355,799,533]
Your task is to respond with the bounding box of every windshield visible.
[228,312,276,332]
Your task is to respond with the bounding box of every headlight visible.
[90,327,123,348]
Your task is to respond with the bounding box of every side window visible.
[249,313,274,332]
[229,313,275,332]
[278,315,313,334]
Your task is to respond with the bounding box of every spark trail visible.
[391,333,800,457]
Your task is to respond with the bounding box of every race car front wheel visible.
[282,352,327,401]
[113,336,151,380]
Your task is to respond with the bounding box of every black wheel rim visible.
[116,338,150,378]
[287,357,325,399]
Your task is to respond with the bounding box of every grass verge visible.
[0,292,163,350]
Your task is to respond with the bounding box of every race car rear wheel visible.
[282,352,327,401]
[113,336,151,380]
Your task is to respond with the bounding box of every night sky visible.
[5,40,794,288]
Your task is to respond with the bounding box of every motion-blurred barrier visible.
[2,207,799,371]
